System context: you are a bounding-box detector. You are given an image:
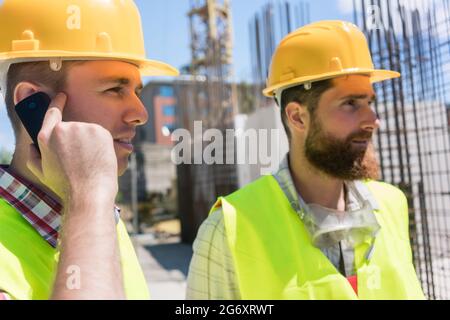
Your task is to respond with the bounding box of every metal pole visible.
[131,152,139,234]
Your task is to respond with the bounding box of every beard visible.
[304,116,380,181]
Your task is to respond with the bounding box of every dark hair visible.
[4,61,83,138]
[279,79,333,141]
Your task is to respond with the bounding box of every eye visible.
[343,99,358,109]
[106,87,123,95]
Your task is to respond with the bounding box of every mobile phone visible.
[15,92,51,153]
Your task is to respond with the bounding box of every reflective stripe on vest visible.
[0,198,150,300]
[214,175,424,300]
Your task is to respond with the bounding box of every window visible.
[159,86,174,97]
[163,105,176,117]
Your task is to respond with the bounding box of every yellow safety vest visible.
[213,175,425,299]
[0,198,150,300]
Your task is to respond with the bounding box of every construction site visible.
[101,0,450,300]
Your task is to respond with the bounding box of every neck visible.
[288,146,346,211]
[9,142,62,204]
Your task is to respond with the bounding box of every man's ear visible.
[285,101,309,134]
[13,82,43,105]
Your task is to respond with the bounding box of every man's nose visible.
[361,105,380,132]
[123,95,148,126]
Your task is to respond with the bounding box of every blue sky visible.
[0,0,351,152]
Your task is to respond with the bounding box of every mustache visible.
[346,130,373,142]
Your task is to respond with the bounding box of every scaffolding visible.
[249,1,310,107]
[177,0,239,243]
[188,0,238,126]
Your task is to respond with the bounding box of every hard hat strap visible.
[275,82,312,107]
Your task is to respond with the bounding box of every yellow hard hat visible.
[263,20,400,99]
[0,0,179,93]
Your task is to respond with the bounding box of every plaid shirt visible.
[0,166,62,248]
[0,165,120,300]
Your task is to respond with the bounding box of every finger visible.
[39,93,67,142]
[26,144,43,181]
[49,92,67,115]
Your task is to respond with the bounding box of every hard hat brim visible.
[139,58,180,77]
[0,51,179,76]
[263,68,400,97]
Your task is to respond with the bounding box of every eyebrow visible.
[339,94,377,102]
[98,77,143,91]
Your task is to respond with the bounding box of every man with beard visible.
[186,21,424,299]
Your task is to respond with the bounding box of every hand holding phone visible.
[15,92,51,153]
[22,92,118,201]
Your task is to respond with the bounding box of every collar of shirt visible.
[0,165,120,248]
[272,154,380,241]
